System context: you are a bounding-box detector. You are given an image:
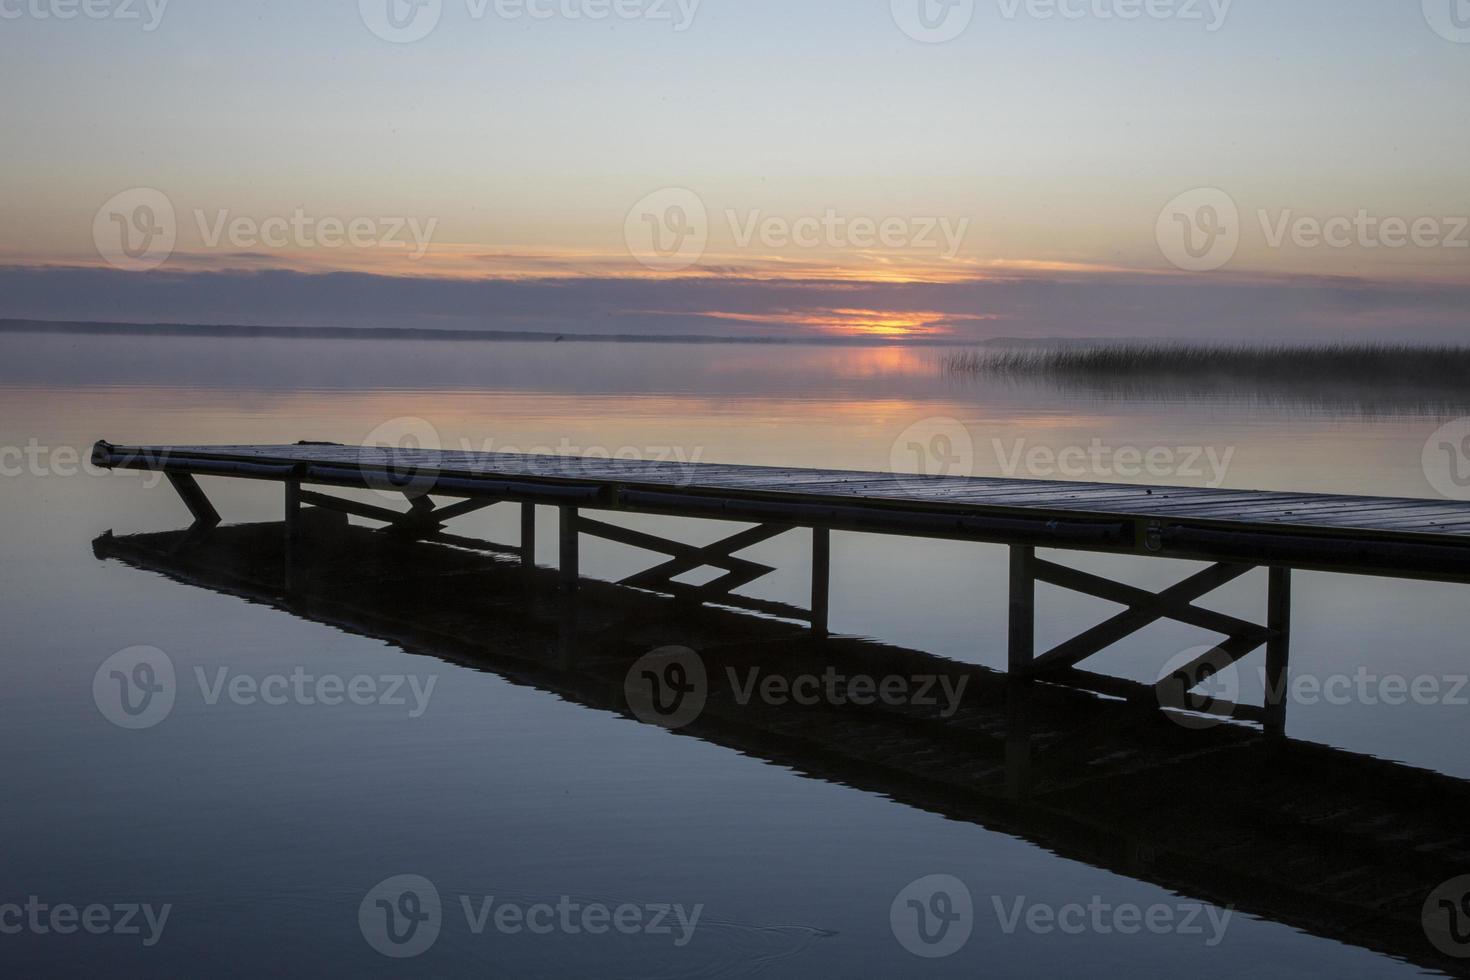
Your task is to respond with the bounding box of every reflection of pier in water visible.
[96,518,1470,977]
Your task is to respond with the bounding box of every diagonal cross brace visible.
[575,515,793,600]
[1023,559,1266,677]
[297,489,501,537]
[1008,547,1293,734]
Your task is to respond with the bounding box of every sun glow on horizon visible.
[691,307,1004,338]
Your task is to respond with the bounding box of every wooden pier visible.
[92,439,1470,735]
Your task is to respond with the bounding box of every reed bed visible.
[944,343,1470,385]
[940,342,1470,414]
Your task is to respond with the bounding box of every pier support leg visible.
[285,479,303,542]
[283,479,303,590]
[811,527,831,638]
[521,503,537,568]
[1005,680,1034,802]
[559,506,579,593]
[167,473,220,529]
[1009,547,1036,675]
[1264,566,1292,737]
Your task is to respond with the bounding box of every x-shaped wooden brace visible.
[294,489,495,535]
[287,487,534,562]
[1009,547,1291,733]
[574,515,812,621]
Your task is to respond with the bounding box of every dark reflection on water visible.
[91,517,1470,978]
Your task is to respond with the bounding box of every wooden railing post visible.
[1009,546,1036,675]
[522,503,537,568]
[811,526,831,638]
[1264,566,1292,736]
[559,506,579,592]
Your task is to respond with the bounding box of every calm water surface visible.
[3,332,1468,977]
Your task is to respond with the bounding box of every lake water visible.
[4,330,1469,978]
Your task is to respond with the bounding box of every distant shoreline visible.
[0,318,1011,347]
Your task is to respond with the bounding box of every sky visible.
[1,0,1467,339]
